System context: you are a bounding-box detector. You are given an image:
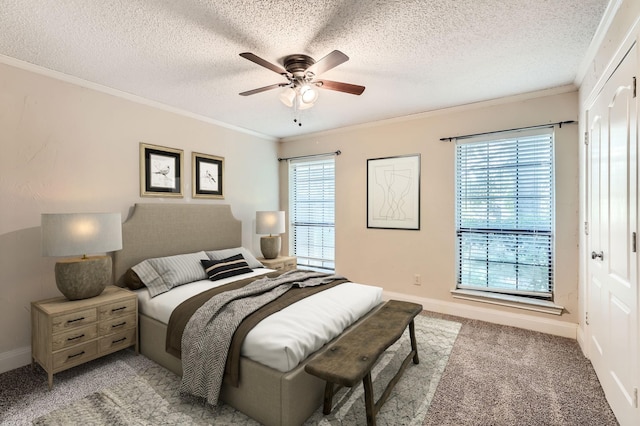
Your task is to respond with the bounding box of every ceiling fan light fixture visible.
[296,95,313,110]
[279,87,296,107]
[239,50,364,121]
[299,84,318,104]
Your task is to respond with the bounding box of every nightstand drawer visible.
[283,258,297,269]
[98,298,136,320]
[52,324,98,351]
[258,256,297,272]
[53,341,98,370]
[99,328,136,353]
[99,313,136,335]
[52,308,97,333]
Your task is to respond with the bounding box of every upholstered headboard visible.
[113,203,242,286]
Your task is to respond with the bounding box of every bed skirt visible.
[138,313,327,426]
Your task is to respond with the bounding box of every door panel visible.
[609,86,633,281]
[587,43,638,425]
[610,292,633,406]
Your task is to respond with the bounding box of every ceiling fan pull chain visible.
[292,97,304,127]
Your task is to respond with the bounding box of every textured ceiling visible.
[0,0,609,139]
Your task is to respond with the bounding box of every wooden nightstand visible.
[258,255,297,272]
[31,286,138,389]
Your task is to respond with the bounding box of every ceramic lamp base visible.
[54,255,111,300]
[260,236,281,259]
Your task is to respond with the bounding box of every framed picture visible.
[139,143,183,197]
[192,152,224,199]
[367,154,420,230]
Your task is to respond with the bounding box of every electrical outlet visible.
[413,274,421,286]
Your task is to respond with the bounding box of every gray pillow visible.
[205,247,264,269]
[132,251,209,297]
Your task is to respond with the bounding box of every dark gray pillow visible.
[201,254,253,281]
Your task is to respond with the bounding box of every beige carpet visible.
[31,315,461,425]
[424,316,619,425]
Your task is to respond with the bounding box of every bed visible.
[113,203,383,426]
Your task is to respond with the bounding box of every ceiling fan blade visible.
[239,52,287,75]
[306,50,349,76]
[239,83,287,96]
[316,79,365,95]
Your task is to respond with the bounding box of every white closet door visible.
[587,43,638,425]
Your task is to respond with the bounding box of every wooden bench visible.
[304,300,423,426]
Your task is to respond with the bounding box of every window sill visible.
[450,289,564,315]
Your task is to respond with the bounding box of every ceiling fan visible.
[239,50,365,112]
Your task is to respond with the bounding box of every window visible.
[455,129,554,299]
[289,157,335,271]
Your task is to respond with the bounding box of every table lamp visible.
[256,211,285,259]
[41,212,122,300]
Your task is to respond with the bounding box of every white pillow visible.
[206,247,264,269]
[132,251,209,297]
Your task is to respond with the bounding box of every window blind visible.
[289,157,335,271]
[455,129,554,298]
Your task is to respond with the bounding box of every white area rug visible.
[33,315,461,425]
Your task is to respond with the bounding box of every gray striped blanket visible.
[179,270,344,405]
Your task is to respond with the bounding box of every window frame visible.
[288,156,336,272]
[455,128,555,299]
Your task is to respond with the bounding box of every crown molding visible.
[0,54,277,142]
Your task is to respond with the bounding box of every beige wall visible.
[0,62,280,368]
[280,89,580,326]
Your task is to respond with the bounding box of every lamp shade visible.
[279,87,296,107]
[256,211,285,235]
[297,96,314,110]
[299,84,318,104]
[42,213,123,257]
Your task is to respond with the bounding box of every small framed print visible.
[140,143,183,197]
[192,152,224,199]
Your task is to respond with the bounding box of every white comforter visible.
[136,269,383,372]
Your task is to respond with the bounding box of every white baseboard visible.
[383,291,578,339]
[576,325,588,357]
[0,346,32,374]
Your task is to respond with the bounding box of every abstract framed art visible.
[367,154,420,230]
[192,152,224,199]
[140,143,183,197]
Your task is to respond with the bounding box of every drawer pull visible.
[111,306,127,312]
[67,350,85,359]
[111,322,127,328]
[67,317,85,324]
[67,334,85,341]
[112,337,127,344]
